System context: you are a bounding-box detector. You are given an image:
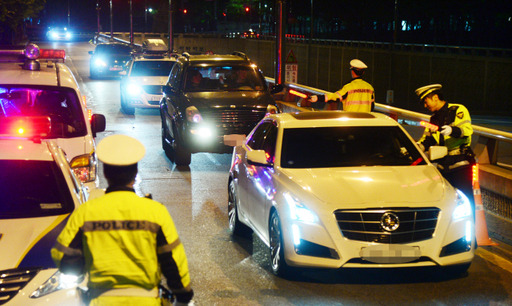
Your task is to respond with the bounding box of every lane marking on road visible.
[477,248,512,274]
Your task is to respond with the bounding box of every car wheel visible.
[269,210,291,277]
[161,121,172,153]
[228,179,252,237]
[173,140,191,166]
[120,95,135,115]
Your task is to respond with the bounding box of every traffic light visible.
[245,6,250,13]
[183,9,187,14]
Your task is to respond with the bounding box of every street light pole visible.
[110,0,114,40]
[96,0,101,35]
[168,0,173,51]
[130,0,134,45]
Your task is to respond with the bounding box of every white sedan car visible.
[0,117,89,305]
[227,111,475,277]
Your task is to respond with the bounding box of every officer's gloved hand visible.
[440,125,452,136]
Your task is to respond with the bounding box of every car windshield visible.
[131,60,175,77]
[281,126,426,168]
[185,65,265,92]
[97,44,132,55]
[0,160,74,219]
[0,86,87,138]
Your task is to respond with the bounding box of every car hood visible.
[278,165,447,207]
[184,91,274,108]
[0,215,69,270]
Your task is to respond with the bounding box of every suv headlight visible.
[452,189,472,220]
[30,271,83,298]
[127,83,143,96]
[70,153,97,183]
[186,106,202,123]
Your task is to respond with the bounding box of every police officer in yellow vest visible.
[51,134,193,306]
[309,59,375,111]
[416,84,476,217]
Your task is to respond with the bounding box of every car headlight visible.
[94,58,107,67]
[70,153,97,183]
[65,32,72,39]
[452,189,472,220]
[127,83,143,96]
[186,106,202,123]
[284,192,318,223]
[30,271,83,299]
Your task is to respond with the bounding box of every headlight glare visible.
[30,271,83,299]
[94,58,107,67]
[285,192,317,223]
[127,83,143,96]
[186,106,202,123]
[453,189,472,220]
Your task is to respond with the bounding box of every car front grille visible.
[142,85,163,95]
[0,268,40,305]
[334,207,440,244]
[206,108,267,135]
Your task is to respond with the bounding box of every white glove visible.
[440,125,452,136]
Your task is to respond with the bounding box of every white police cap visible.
[350,59,368,70]
[96,134,146,166]
[415,84,442,100]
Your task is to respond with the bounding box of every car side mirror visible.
[428,146,448,161]
[270,84,284,94]
[91,114,106,137]
[247,149,272,167]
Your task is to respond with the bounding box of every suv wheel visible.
[270,210,293,277]
[228,179,252,237]
[120,95,135,115]
[161,122,172,153]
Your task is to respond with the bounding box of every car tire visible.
[173,139,191,166]
[161,122,172,153]
[269,210,292,277]
[120,95,135,115]
[228,179,252,237]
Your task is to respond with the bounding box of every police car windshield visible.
[281,126,426,168]
[185,65,265,92]
[131,60,175,77]
[0,86,87,138]
[0,160,74,219]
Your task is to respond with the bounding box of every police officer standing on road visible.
[52,134,194,306]
[415,84,476,216]
[309,59,375,112]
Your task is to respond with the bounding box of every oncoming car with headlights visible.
[0,117,90,305]
[0,44,106,190]
[227,111,475,277]
[120,51,177,115]
[88,42,133,79]
[160,51,281,166]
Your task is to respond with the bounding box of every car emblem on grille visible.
[381,212,399,232]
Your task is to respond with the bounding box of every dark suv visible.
[160,52,280,166]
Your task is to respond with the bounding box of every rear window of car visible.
[0,86,87,138]
[0,160,75,219]
[281,126,426,168]
[131,60,175,77]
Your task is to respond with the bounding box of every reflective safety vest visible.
[419,102,473,151]
[51,190,191,297]
[326,78,375,112]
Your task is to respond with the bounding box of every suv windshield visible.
[281,126,426,168]
[0,160,74,219]
[97,44,132,55]
[185,65,265,92]
[0,86,87,138]
[131,60,175,77]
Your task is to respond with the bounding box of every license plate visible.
[150,96,162,101]
[360,245,420,264]
[109,66,122,71]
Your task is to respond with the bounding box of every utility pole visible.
[130,0,134,45]
[110,0,114,40]
[275,0,286,86]
[168,0,173,51]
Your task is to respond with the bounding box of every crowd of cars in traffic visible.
[0,39,476,304]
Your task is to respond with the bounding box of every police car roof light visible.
[39,49,66,61]
[0,116,51,140]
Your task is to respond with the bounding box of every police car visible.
[0,44,106,190]
[0,117,88,305]
[119,45,177,115]
[227,111,475,277]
